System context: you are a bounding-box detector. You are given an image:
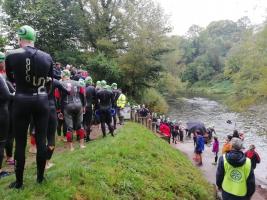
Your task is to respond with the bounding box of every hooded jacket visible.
[216,150,255,200]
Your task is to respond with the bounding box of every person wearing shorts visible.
[61,70,86,151]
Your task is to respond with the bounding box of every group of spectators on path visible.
[134,104,261,200]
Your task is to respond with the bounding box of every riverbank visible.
[172,139,267,200]
[168,96,267,185]
[178,80,266,112]
[0,122,214,200]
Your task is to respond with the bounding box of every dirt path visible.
[3,124,120,172]
[171,138,267,200]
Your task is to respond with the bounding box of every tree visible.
[2,0,80,54]
[1,0,171,101]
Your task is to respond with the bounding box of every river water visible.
[168,96,267,186]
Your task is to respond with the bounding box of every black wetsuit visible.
[46,79,68,160]
[61,79,86,142]
[5,81,15,160]
[96,89,114,137]
[112,89,121,129]
[83,85,96,141]
[0,75,11,170]
[5,46,53,188]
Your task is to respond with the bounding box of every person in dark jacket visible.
[139,104,149,117]
[216,138,255,200]
[233,130,240,139]
[53,62,62,80]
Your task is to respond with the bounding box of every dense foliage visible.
[1,0,267,111]
[0,0,171,110]
[160,17,267,110]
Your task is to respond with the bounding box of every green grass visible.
[0,122,215,200]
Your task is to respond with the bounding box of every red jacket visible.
[245,150,260,169]
[160,123,171,137]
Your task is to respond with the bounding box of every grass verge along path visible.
[0,122,214,200]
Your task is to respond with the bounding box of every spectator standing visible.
[245,145,260,170]
[216,138,255,200]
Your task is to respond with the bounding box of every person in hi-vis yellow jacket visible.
[116,91,127,125]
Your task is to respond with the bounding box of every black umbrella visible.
[186,121,206,134]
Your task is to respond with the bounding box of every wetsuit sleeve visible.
[6,80,16,93]
[79,86,86,107]
[111,92,115,107]
[246,167,255,197]
[92,88,96,106]
[216,156,225,189]
[5,54,15,83]
[95,92,100,108]
[0,75,11,101]
[54,79,69,95]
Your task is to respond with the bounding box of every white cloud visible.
[155,0,267,35]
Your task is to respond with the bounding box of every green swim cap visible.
[96,81,101,87]
[85,76,93,85]
[0,52,5,63]
[79,78,86,87]
[17,25,36,41]
[62,69,71,78]
[106,85,112,92]
[101,80,107,87]
[111,83,117,90]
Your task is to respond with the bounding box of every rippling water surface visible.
[168,96,267,186]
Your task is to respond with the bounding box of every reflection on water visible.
[168,97,267,185]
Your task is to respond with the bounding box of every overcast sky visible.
[155,0,267,35]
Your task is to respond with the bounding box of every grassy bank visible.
[0,123,214,200]
[181,80,261,111]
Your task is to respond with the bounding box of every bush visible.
[142,88,169,113]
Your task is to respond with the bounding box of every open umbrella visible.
[186,121,206,134]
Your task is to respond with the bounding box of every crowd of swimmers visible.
[0,25,127,189]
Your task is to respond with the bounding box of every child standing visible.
[212,136,219,165]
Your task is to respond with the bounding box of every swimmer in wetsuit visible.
[5,25,53,189]
[60,70,86,151]
[0,52,13,178]
[96,84,114,137]
[83,76,96,142]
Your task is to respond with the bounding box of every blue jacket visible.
[196,135,204,152]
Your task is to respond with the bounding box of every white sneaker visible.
[46,162,55,169]
[80,145,86,149]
